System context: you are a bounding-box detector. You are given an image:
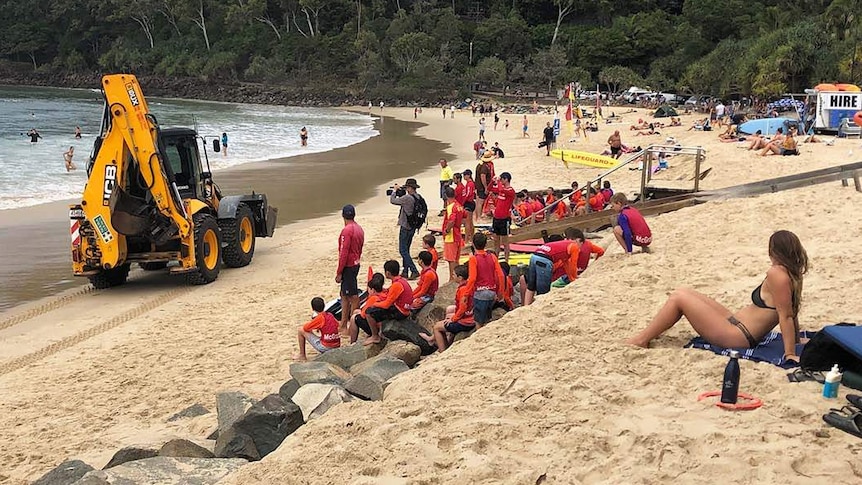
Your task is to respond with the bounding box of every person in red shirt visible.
[409,251,438,312]
[488,172,516,261]
[552,228,605,288]
[569,181,586,215]
[515,191,533,223]
[529,193,545,222]
[442,186,465,281]
[364,260,414,345]
[465,233,507,326]
[588,187,605,212]
[421,234,439,271]
[461,169,477,243]
[524,233,579,305]
[349,273,386,344]
[610,193,652,254]
[294,297,341,361]
[336,204,364,329]
[421,264,474,352]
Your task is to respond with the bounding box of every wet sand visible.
[0,116,450,311]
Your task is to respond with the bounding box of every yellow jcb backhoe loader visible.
[69,74,277,288]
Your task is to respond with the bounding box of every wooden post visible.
[842,178,849,187]
[694,149,703,192]
[640,152,650,203]
[854,173,861,192]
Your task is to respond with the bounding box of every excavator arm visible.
[77,74,192,270]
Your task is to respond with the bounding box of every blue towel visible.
[685,331,815,369]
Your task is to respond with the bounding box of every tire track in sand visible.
[0,287,192,377]
[0,285,99,332]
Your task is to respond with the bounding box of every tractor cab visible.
[160,128,209,201]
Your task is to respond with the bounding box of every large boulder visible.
[32,459,94,485]
[345,355,410,401]
[414,282,457,331]
[291,384,355,421]
[289,361,352,386]
[452,327,477,343]
[74,457,246,485]
[381,319,435,356]
[230,394,303,458]
[381,340,421,368]
[102,446,158,469]
[216,391,256,434]
[167,403,209,422]
[278,379,301,402]
[158,439,215,459]
[213,428,259,461]
[314,343,369,370]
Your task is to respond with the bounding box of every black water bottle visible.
[720,350,741,404]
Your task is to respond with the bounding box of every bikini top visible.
[751,282,776,310]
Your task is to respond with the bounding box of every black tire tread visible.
[139,262,168,271]
[219,203,255,268]
[88,264,131,289]
[187,213,221,285]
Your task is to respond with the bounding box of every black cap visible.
[405,178,420,189]
[342,204,356,219]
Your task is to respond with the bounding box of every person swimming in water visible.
[27,128,42,143]
[626,230,808,362]
[74,126,82,139]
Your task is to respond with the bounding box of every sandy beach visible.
[2,105,862,484]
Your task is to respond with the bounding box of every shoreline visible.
[0,114,450,312]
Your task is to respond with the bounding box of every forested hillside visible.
[0,0,859,100]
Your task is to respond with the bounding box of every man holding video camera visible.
[389,178,423,280]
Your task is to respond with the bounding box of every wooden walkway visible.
[510,161,862,242]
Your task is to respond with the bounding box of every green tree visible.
[390,32,433,74]
[598,65,644,94]
[475,56,507,87]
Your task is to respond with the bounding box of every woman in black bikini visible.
[626,230,808,362]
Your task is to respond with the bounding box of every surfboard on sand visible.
[738,117,793,135]
[550,149,620,169]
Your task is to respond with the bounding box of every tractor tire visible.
[187,213,221,285]
[88,264,131,289]
[139,262,168,271]
[219,203,256,268]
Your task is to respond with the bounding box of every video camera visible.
[386,185,406,197]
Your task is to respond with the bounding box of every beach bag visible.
[407,194,427,230]
[800,323,862,373]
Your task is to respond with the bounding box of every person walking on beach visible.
[221,132,229,157]
[478,117,486,141]
[300,127,308,147]
[543,122,556,156]
[390,178,422,280]
[336,204,364,329]
[379,101,385,112]
[494,112,499,131]
[63,146,77,172]
[438,158,454,216]
[626,230,808,360]
[450,105,455,118]
[607,130,622,159]
[522,116,529,138]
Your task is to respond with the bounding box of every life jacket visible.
[474,252,499,292]
[321,312,341,348]
[392,277,415,315]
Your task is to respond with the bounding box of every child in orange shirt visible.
[294,297,341,361]
[421,264,474,352]
[409,251,439,312]
[422,234,439,271]
[349,273,386,344]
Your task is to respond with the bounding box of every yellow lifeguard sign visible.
[550,149,620,169]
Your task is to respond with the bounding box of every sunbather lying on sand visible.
[626,230,808,362]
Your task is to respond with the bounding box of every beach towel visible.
[685,331,815,369]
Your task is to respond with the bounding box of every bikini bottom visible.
[728,316,759,348]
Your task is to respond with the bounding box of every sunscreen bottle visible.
[823,364,842,399]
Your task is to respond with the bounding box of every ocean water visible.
[0,85,377,210]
